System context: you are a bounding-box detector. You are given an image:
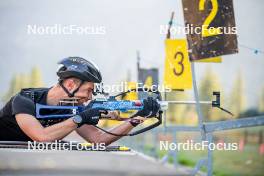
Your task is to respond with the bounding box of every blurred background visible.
[0,0,263,175]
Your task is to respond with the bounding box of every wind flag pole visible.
[137,50,140,73]
[166,12,175,39]
[163,12,175,131]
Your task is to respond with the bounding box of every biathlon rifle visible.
[36,88,163,136]
[35,88,232,136]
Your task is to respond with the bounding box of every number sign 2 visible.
[182,0,238,61]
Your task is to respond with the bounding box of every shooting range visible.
[0,0,264,176]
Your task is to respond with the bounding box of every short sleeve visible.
[12,94,35,116]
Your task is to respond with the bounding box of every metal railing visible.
[120,62,264,176]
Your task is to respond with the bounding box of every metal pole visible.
[164,100,211,104]
[163,92,167,132]
[159,100,211,111]
[191,62,206,140]
[172,132,178,167]
[206,133,213,176]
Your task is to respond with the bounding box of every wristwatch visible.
[72,115,83,127]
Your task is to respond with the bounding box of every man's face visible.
[73,81,94,104]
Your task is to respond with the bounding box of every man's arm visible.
[76,121,135,146]
[76,96,160,146]
[16,113,78,142]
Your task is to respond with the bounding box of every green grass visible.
[144,144,264,176]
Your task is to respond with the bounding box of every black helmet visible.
[57,57,102,83]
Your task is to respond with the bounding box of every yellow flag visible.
[164,39,193,89]
[122,82,138,100]
[194,57,222,63]
[144,76,153,88]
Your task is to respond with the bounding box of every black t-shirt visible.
[0,88,67,141]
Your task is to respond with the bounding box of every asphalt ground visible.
[0,147,195,176]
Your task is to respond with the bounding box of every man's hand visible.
[133,97,160,118]
[78,108,104,126]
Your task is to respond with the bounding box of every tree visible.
[21,74,30,89]
[2,75,16,102]
[13,74,23,93]
[229,71,246,118]
[166,90,189,124]
[30,67,44,88]
[2,66,44,102]
[2,74,23,102]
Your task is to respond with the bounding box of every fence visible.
[120,62,264,176]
